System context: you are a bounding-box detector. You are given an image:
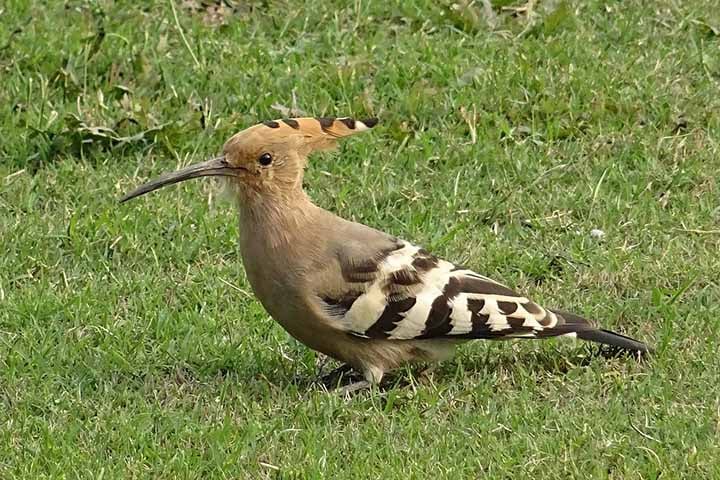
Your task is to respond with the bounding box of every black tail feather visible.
[551,309,650,354]
[576,328,650,354]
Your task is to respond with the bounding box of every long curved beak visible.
[120,156,241,203]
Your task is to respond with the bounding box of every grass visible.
[1,0,719,477]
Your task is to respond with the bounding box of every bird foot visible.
[416,364,438,384]
[316,363,363,389]
[315,364,376,395]
[337,380,371,396]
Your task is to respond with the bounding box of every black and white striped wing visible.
[319,240,573,341]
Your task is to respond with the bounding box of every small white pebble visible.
[590,228,605,239]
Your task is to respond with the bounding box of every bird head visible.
[119,116,378,203]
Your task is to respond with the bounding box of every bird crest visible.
[224,116,378,155]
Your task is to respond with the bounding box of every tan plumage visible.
[121,116,649,390]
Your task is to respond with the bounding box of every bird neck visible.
[235,184,320,248]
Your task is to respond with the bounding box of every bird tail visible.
[550,309,651,354]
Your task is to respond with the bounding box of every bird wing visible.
[317,240,582,341]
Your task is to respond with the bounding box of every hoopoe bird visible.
[121,117,649,391]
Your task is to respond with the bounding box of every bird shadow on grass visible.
[304,342,650,397]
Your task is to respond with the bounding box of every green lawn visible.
[2,0,719,477]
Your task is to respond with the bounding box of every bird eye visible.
[258,153,273,166]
